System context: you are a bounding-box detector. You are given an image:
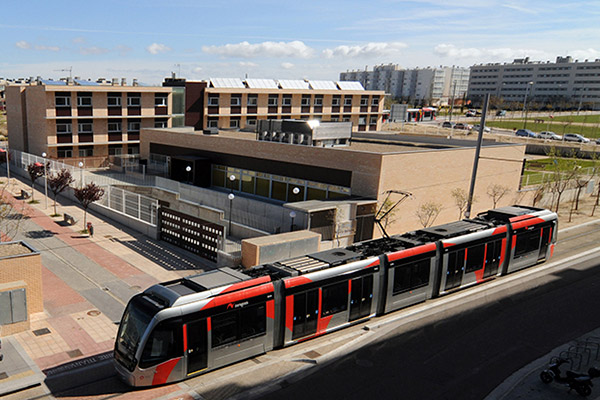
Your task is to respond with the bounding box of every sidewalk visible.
[0,176,213,397]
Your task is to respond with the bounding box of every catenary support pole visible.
[465,93,490,219]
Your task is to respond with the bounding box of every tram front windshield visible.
[115,296,156,370]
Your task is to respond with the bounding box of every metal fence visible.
[97,185,158,226]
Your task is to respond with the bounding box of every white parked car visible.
[563,133,590,143]
[538,131,562,140]
[472,124,491,133]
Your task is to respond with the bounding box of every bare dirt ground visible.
[552,192,600,229]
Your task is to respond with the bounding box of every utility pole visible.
[522,82,534,129]
[465,94,490,219]
[448,80,457,123]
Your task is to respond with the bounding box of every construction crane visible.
[54,67,73,80]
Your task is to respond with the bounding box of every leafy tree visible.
[486,184,510,208]
[26,162,49,201]
[415,202,442,228]
[48,169,75,216]
[73,182,105,229]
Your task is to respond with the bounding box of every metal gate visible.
[159,208,224,262]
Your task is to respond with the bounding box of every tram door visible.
[349,275,373,321]
[539,226,551,260]
[445,249,465,291]
[186,319,208,375]
[292,289,319,340]
[484,240,503,278]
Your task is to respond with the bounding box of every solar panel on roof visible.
[74,79,99,86]
[41,80,66,86]
[210,78,245,88]
[337,81,364,91]
[245,79,278,89]
[308,80,338,90]
[278,79,310,89]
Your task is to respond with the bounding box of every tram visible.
[114,205,557,386]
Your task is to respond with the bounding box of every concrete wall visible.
[241,230,321,268]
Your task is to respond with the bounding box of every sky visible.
[2,0,600,85]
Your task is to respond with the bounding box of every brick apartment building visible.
[6,78,183,166]
[178,78,385,132]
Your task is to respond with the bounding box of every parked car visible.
[442,121,455,128]
[563,133,590,143]
[465,110,477,117]
[496,110,507,117]
[454,123,473,130]
[538,131,562,140]
[596,138,600,145]
[515,129,538,138]
[472,124,491,133]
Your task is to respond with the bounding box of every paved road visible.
[258,224,600,400]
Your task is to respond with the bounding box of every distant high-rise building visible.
[340,64,469,105]
[468,56,600,108]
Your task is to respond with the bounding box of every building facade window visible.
[247,95,258,106]
[108,144,123,155]
[78,146,94,157]
[154,118,168,128]
[207,119,219,128]
[208,96,220,106]
[360,97,369,106]
[55,94,71,107]
[301,96,311,106]
[57,147,73,158]
[107,95,122,107]
[108,121,122,132]
[246,118,257,126]
[332,97,340,106]
[282,96,292,106]
[77,94,92,107]
[127,94,141,107]
[56,121,72,134]
[229,119,240,128]
[268,95,278,106]
[314,96,323,106]
[230,96,241,106]
[371,97,380,106]
[344,97,353,106]
[78,120,93,133]
[155,93,168,107]
[128,120,141,132]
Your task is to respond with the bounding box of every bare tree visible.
[486,184,510,208]
[73,182,105,230]
[26,162,48,202]
[377,198,400,231]
[547,147,578,213]
[416,202,442,228]
[48,169,75,216]
[451,188,472,219]
[0,183,29,241]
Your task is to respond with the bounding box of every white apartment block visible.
[340,64,469,105]
[468,56,600,108]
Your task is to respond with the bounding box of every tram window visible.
[515,229,541,257]
[321,281,348,317]
[212,311,238,348]
[139,321,183,369]
[465,244,485,273]
[240,304,266,340]
[392,259,431,295]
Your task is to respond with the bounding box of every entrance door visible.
[349,275,374,321]
[539,226,551,260]
[292,289,319,340]
[445,249,465,291]
[186,319,208,375]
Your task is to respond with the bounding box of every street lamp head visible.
[78,161,84,168]
[289,211,296,218]
[186,166,191,172]
[228,193,235,201]
[229,174,236,182]
[42,152,47,158]
[292,187,300,195]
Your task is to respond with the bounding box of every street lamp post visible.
[522,82,534,129]
[289,211,296,232]
[185,165,192,184]
[577,87,587,116]
[42,152,48,209]
[78,161,84,186]
[228,193,235,234]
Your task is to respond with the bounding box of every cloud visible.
[146,43,171,55]
[72,37,86,44]
[281,62,294,69]
[193,67,203,73]
[115,45,133,56]
[202,40,314,59]
[35,45,60,52]
[239,61,258,67]
[15,41,31,49]
[322,42,407,58]
[434,44,546,60]
[79,46,110,55]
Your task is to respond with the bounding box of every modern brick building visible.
[6,78,184,166]
[178,78,385,132]
[141,126,526,240]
